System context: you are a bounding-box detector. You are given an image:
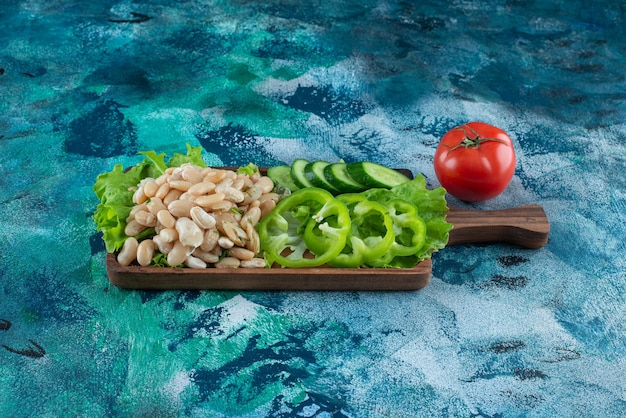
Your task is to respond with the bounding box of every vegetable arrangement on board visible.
[93,144,452,269]
[260,160,450,268]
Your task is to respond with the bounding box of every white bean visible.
[146,197,167,215]
[240,206,261,229]
[241,258,267,268]
[168,166,183,180]
[195,193,225,209]
[159,227,179,243]
[153,235,173,254]
[214,211,238,232]
[178,192,197,202]
[157,209,176,229]
[168,199,194,218]
[237,173,255,189]
[200,228,220,252]
[155,182,171,200]
[124,220,146,237]
[128,203,148,220]
[242,187,262,205]
[163,189,183,206]
[259,199,276,219]
[215,178,234,194]
[255,176,274,194]
[223,187,245,203]
[215,256,240,269]
[192,248,220,264]
[132,186,147,205]
[229,247,255,260]
[185,255,207,269]
[137,239,155,267]
[188,181,216,196]
[232,178,245,191]
[210,245,223,257]
[208,200,233,211]
[175,217,204,248]
[190,206,216,229]
[143,180,159,198]
[134,210,156,227]
[167,241,188,266]
[259,192,279,204]
[204,170,228,183]
[222,220,247,247]
[170,180,193,192]
[154,174,167,186]
[117,237,139,266]
[181,165,204,184]
[218,236,235,249]
[245,222,260,254]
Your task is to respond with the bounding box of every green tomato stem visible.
[445,125,508,153]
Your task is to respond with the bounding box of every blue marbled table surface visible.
[1,1,625,416]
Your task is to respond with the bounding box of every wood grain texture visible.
[106,254,432,291]
[446,204,550,249]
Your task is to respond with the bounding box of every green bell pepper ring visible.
[258,187,351,268]
[326,194,395,268]
[366,198,426,268]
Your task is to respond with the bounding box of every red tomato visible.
[434,122,516,202]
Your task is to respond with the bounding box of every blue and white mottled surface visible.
[1,1,625,416]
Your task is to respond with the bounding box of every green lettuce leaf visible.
[389,175,452,259]
[92,143,207,253]
[137,151,168,176]
[92,161,155,252]
[236,162,259,176]
[168,143,207,168]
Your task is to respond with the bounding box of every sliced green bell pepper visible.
[326,194,395,268]
[364,198,426,268]
[364,175,452,266]
[258,187,351,268]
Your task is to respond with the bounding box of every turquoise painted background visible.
[1,0,625,416]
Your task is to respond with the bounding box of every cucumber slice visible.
[267,165,300,192]
[290,159,314,188]
[305,161,341,193]
[323,163,367,193]
[346,162,410,188]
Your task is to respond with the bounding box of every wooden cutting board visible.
[106,204,550,291]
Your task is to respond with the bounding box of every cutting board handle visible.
[446,204,550,249]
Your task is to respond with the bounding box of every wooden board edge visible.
[106,253,431,291]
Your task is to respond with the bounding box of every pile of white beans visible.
[116,163,279,268]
